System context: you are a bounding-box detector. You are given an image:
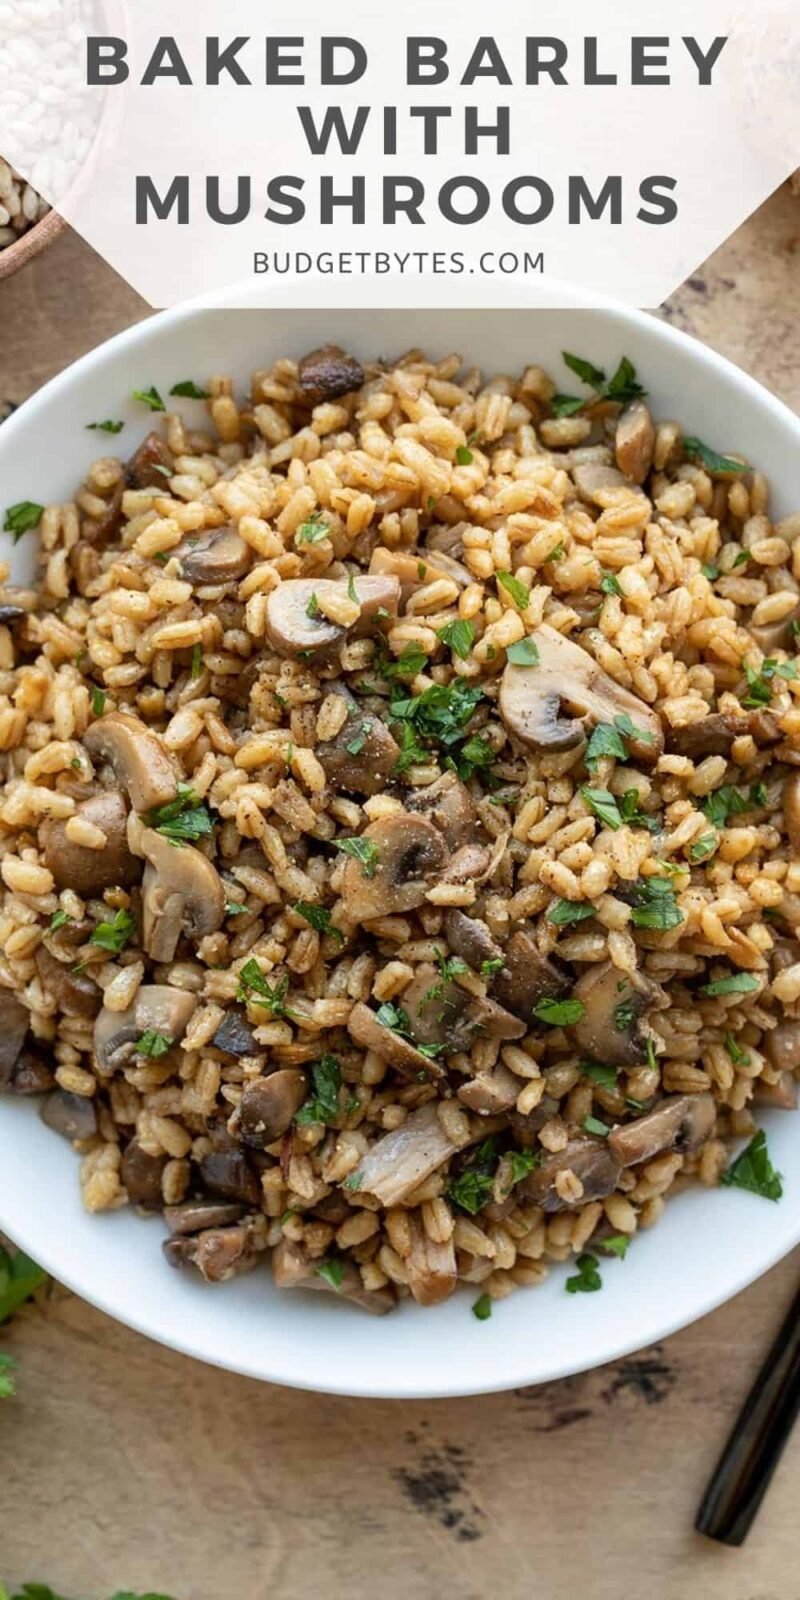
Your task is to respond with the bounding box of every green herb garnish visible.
[295,513,331,546]
[601,1234,631,1259]
[581,786,622,831]
[294,901,342,941]
[48,909,72,933]
[506,636,540,667]
[337,836,379,877]
[581,1060,619,1091]
[316,1259,345,1290]
[702,972,760,997]
[583,1115,610,1137]
[379,643,429,680]
[683,437,748,475]
[135,1030,173,1059]
[87,420,125,434]
[90,908,135,955]
[600,572,623,596]
[170,380,211,399]
[566,1252,603,1294]
[3,502,44,542]
[724,1032,750,1066]
[533,997,585,1026]
[0,1244,47,1324]
[455,445,474,465]
[497,570,530,610]
[689,833,717,863]
[225,900,247,918]
[132,386,166,413]
[296,1054,343,1126]
[628,877,684,932]
[585,712,653,771]
[146,785,213,844]
[472,1293,492,1321]
[480,957,505,978]
[436,618,474,660]
[720,1129,782,1201]
[547,899,594,927]
[742,658,798,708]
[236,959,294,1017]
[448,1138,498,1215]
[91,686,106,716]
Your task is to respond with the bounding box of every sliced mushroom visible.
[338,812,448,922]
[212,1006,259,1058]
[0,989,32,1089]
[442,844,493,884]
[499,624,662,761]
[271,1237,394,1315]
[406,772,476,850]
[298,344,365,406]
[751,603,800,655]
[764,1018,800,1076]
[508,1097,561,1148]
[127,431,174,489]
[264,575,399,659]
[669,710,779,760]
[614,399,655,485]
[608,1093,716,1167]
[40,1088,97,1141]
[137,827,225,962]
[347,1001,445,1082]
[84,712,178,813]
[519,1137,621,1213]
[40,791,139,896]
[35,943,101,1019]
[403,965,524,1055]
[121,1139,167,1208]
[784,773,800,856]
[173,526,251,586]
[443,910,505,974]
[349,1103,470,1208]
[94,985,198,1074]
[404,1213,458,1307]
[571,463,646,505]
[369,546,471,602]
[10,1047,56,1096]
[164,1223,259,1284]
[317,682,400,796]
[571,961,666,1068]
[84,481,124,547]
[164,1200,245,1236]
[457,1064,520,1116]
[493,930,568,1020]
[753,1072,798,1111]
[0,604,27,627]
[238,1070,308,1148]
[199,1149,262,1207]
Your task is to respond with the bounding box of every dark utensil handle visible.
[696,1282,800,1545]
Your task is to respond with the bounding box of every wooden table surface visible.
[2,195,800,1599]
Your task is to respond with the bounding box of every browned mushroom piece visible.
[0,604,27,626]
[271,1237,395,1315]
[402,965,524,1056]
[519,1137,621,1213]
[349,1103,470,1208]
[126,430,174,489]
[35,943,101,1019]
[571,961,666,1068]
[507,1097,561,1148]
[164,1200,245,1235]
[608,1093,716,1167]
[347,1000,445,1083]
[316,682,400,796]
[783,773,800,856]
[0,989,33,1090]
[443,909,505,973]
[614,399,656,485]
[457,1064,520,1116]
[571,462,647,505]
[369,546,472,602]
[121,1139,168,1207]
[668,710,780,760]
[83,481,124,547]
[10,1047,55,1096]
[264,575,400,658]
[238,1070,308,1148]
[212,1007,259,1058]
[199,1148,262,1207]
[40,791,139,896]
[406,772,477,850]
[499,624,662,761]
[404,1213,458,1307]
[338,812,448,922]
[173,525,252,586]
[94,985,198,1074]
[750,602,800,655]
[164,1222,259,1284]
[764,1016,800,1076]
[84,712,178,814]
[753,1072,798,1111]
[40,1088,98,1141]
[297,344,365,406]
[493,930,568,1020]
[137,826,225,962]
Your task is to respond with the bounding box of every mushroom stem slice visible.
[404,1213,458,1307]
[614,399,656,485]
[136,826,225,960]
[84,711,179,813]
[350,1103,470,1208]
[457,1064,520,1116]
[339,812,448,922]
[237,1070,308,1148]
[519,1137,621,1213]
[608,1093,716,1168]
[94,985,198,1074]
[347,1001,445,1082]
[406,772,477,851]
[571,961,667,1068]
[499,624,662,762]
[317,682,400,797]
[164,1223,260,1284]
[173,525,252,586]
[264,576,399,658]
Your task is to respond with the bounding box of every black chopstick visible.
[696,1280,800,1544]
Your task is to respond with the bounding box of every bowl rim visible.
[3,279,800,1398]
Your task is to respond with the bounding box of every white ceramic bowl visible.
[2,289,800,1399]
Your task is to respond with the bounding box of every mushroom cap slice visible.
[608,1093,716,1167]
[84,712,178,813]
[317,682,400,797]
[40,1088,97,1142]
[137,826,225,961]
[407,772,476,851]
[492,930,568,1020]
[443,910,505,973]
[199,1149,262,1207]
[297,345,365,407]
[614,399,655,485]
[40,790,139,896]
[126,431,173,489]
[339,813,448,922]
[164,1223,259,1284]
[94,984,198,1074]
[173,526,252,587]
[35,943,101,1019]
[764,1018,800,1076]
[264,576,399,658]
[457,1063,520,1116]
[571,961,666,1069]
[350,1103,470,1208]
[753,1071,798,1111]
[499,625,662,761]
[347,1000,445,1082]
[404,1212,457,1307]
[238,1070,308,1148]
[519,1137,621,1213]
[402,965,524,1054]
[120,1140,167,1208]
[164,1200,245,1236]
[212,1006,259,1058]
[369,546,471,602]
[0,989,32,1089]
[271,1237,394,1315]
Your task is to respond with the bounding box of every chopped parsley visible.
[581,786,623,831]
[294,901,342,940]
[3,501,43,542]
[506,636,540,667]
[337,836,379,877]
[628,877,684,932]
[225,900,247,918]
[135,1030,173,1059]
[343,1171,363,1192]
[614,997,637,1032]
[146,785,213,844]
[296,1054,342,1127]
[724,1032,750,1067]
[508,1150,536,1186]
[600,572,623,597]
[456,734,495,782]
[90,908,135,955]
[547,898,594,927]
[170,380,211,399]
[295,513,331,546]
[190,643,203,679]
[547,542,565,562]
[720,1129,782,1202]
[553,352,646,418]
[683,437,748,476]
[480,957,505,978]
[236,959,294,1018]
[347,573,358,604]
[132,386,166,412]
[533,997,585,1027]
[374,1000,413,1036]
[565,1252,603,1294]
[701,972,760,998]
[472,1292,492,1321]
[436,618,474,660]
[86,419,125,434]
[689,833,717,863]
[379,643,429,680]
[700,560,719,581]
[393,719,427,774]
[306,592,320,619]
[583,1115,610,1137]
[448,1138,498,1215]
[585,712,653,771]
[345,722,371,755]
[455,444,474,465]
[90,686,107,717]
[0,1350,17,1399]
[700,785,752,828]
[316,1258,345,1290]
[389,678,484,776]
[48,909,72,933]
[581,1060,618,1091]
[742,658,798,708]
[497,570,530,610]
[601,1234,631,1259]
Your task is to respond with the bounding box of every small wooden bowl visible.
[0,207,66,282]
